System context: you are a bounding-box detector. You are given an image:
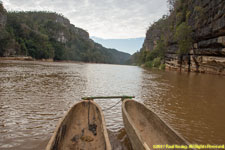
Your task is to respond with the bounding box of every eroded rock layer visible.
[168,0,225,75]
[142,0,225,75]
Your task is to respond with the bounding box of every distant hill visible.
[91,37,144,55]
[0,4,130,64]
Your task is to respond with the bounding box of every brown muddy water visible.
[0,60,225,149]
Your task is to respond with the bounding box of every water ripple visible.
[0,60,225,149]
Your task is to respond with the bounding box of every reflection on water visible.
[0,60,225,149]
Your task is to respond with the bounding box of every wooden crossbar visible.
[81,96,135,100]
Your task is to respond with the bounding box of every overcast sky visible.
[3,0,168,39]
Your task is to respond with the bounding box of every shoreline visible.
[0,56,130,66]
[0,56,54,62]
[0,56,83,63]
[0,56,34,61]
[2,57,224,76]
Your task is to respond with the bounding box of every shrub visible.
[152,57,161,68]
[145,38,166,63]
[186,11,191,21]
[159,64,166,70]
[144,61,153,68]
[176,12,184,26]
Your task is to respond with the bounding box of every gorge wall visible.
[141,0,225,75]
[0,3,130,64]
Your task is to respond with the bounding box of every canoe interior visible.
[46,100,111,150]
[123,100,188,149]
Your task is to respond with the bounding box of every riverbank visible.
[0,57,84,64]
[0,57,130,66]
[0,56,34,61]
[0,56,54,62]
[141,62,225,76]
[1,56,224,76]
[165,55,225,76]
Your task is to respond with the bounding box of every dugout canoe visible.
[122,99,189,150]
[46,100,111,150]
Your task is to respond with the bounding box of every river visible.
[0,60,225,149]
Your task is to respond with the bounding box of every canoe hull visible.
[122,105,146,150]
[122,99,189,150]
[46,100,111,150]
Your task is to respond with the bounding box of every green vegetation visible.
[143,38,166,69]
[128,0,193,70]
[186,11,191,21]
[128,15,168,69]
[0,2,5,13]
[176,12,184,26]
[175,22,192,56]
[0,7,130,64]
[194,6,204,18]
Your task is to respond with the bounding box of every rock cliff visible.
[0,4,130,64]
[141,0,225,75]
[166,0,225,75]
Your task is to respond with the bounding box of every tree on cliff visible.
[167,0,176,12]
[174,22,192,71]
[175,22,192,56]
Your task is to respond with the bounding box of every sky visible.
[91,37,144,54]
[2,0,169,39]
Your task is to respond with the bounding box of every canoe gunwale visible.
[46,100,111,150]
[122,99,190,150]
[122,99,147,150]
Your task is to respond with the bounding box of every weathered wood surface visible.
[82,96,135,100]
[46,100,111,150]
[122,99,190,150]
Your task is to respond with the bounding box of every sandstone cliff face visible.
[45,14,89,43]
[142,24,162,52]
[56,16,89,42]
[142,0,225,75]
[72,26,89,40]
[166,0,225,75]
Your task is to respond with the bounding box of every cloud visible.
[3,0,168,39]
